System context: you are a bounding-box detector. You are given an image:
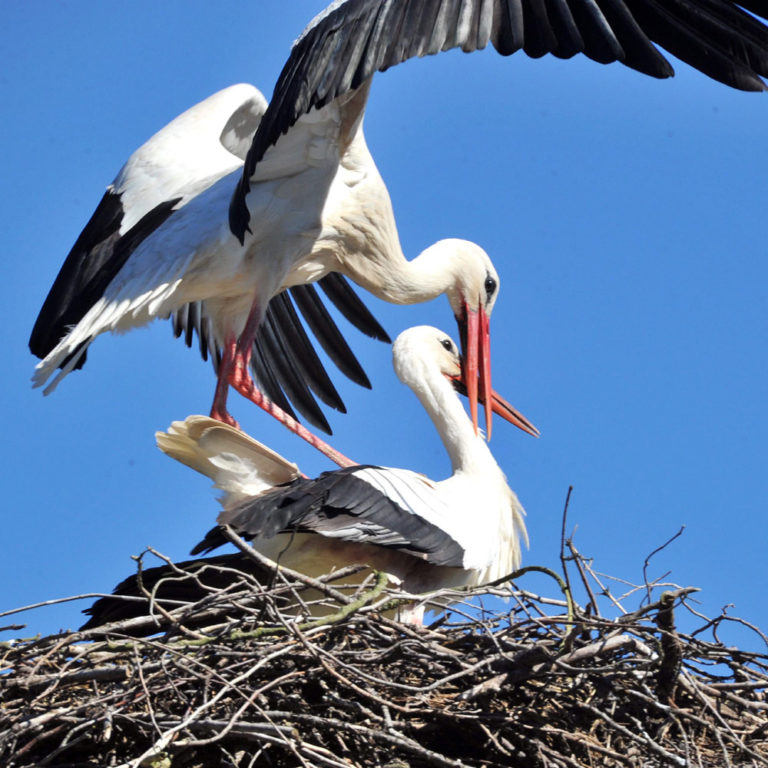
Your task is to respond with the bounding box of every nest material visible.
[1,536,767,768]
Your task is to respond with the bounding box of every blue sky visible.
[2,2,766,644]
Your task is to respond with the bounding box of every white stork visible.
[32,1,768,465]
[31,81,502,466]
[28,84,390,447]
[81,325,537,629]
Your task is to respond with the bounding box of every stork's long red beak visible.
[482,384,540,438]
[456,301,538,439]
[450,372,540,438]
[459,304,494,438]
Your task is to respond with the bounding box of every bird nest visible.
[1,529,767,768]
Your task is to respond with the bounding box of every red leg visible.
[209,337,239,428]
[230,373,357,468]
[209,303,357,469]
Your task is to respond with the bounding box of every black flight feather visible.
[249,332,302,425]
[289,283,373,389]
[191,465,466,568]
[318,272,391,343]
[171,276,389,431]
[253,300,333,434]
[229,0,768,241]
[30,192,181,365]
[261,291,347,412]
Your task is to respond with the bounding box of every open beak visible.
[449,372,540,438]
[458,303,494,438]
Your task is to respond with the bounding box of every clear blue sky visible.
[2,2,766,643]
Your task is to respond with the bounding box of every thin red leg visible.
[209,302,357,469]
[231,374,357,468]
[210,337,239,427]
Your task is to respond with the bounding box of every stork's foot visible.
[213,341,356,468]
[209,406,240,430]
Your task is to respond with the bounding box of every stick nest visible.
[1,537,767,768]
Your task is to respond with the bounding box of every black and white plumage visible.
[82,325,537,629]
[28,84,389,438]
[188,325,536,591]
[33,1,768,464]
[30,77,502,464]
[230,0,768,236]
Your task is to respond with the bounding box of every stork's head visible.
[424,239,501,438]
[393,326,538,440]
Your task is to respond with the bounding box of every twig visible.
[2,540,767,768]
[642,525,685,605]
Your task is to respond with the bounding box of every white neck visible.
[325,140,460,307]
[392,327,528,577]
[418,360,529,579]
[349,242,459,306]
[408,363,496,477]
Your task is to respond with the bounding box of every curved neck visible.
[382,246,457,305]
[322,130,461,308]
[342,239,457,307]
[412,368,495,477]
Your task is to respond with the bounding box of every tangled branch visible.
[1,536,766,768]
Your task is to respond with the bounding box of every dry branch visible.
[1,541,766,768]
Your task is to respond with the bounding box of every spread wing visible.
[31,83,389,431]
[230,0,768,239]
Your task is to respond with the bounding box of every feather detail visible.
[156,415,299,503]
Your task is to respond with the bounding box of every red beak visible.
[450,372,540,438]
[481,384,540,438]
[459,303,494,438]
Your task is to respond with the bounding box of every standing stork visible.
[82,325,538,630]
[32,1,768,465]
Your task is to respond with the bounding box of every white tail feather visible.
[156,415,300,505]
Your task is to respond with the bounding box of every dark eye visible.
[484,276,497,299]
[441,338,453,352]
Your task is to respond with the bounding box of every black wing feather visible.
[191,465,466,568]
[262,291,347,412]
[172,278,388,431]
[172,301,219,364]
[249,331,302,425]
[542,0,586,58]
[254,298,333,434]
[289,284,373,389]
[318,273,391,343]
[591,0,674,75]
[569,0,626,63]
[230,0,768,240]
[521,0,559,57]
[625,0,768,85]
[30,192,180,364]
